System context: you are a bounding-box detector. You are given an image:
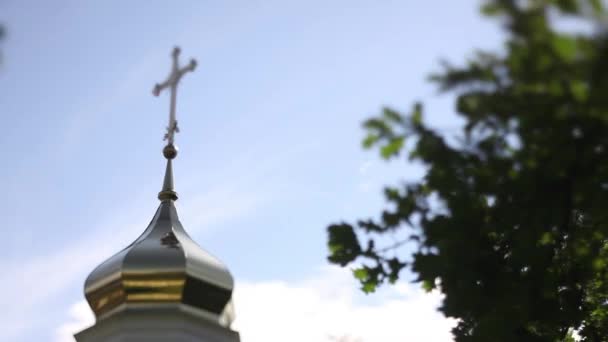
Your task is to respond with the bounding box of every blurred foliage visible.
[0,24,5,64]
[327,0,608,340]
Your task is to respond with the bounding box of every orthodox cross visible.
[153,46,197,145]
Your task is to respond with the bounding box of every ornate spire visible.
[158,145,178,201]
[153,46,196,202]
[153,46,197,146]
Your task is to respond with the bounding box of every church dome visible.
[82,46,236,330]
[83,153,235,327]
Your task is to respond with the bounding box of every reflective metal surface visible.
[84,190,234,326]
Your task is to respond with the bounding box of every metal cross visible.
[153,46,197,145]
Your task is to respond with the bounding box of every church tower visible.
[75,47,240,342]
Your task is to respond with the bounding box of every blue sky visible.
[0,1,503,341]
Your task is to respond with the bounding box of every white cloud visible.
[233,266,455,342]
[56,266,455,342]
[55,301,95,342]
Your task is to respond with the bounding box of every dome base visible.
[75,305,240,342]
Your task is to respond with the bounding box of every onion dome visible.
[83,144,235,327]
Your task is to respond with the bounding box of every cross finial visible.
[153,46,197,146]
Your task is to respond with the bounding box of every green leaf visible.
[362,282,377,293]
[552,35,577,62]
[570,81,588,102]
[363,118,391,134]
[481,2,503,16]
[380,137,404,159]
[539,232,554,245]
[353,268,368,281]
[593,257,606,271]
[422,279,434,292]
[590,0,604,13]
[362,134,379,148]
[555,0,580,13]
[382,108,403,123]
[411,103,423,125]
[327,224,362,266]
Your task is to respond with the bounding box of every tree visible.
[326,1,608,341]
